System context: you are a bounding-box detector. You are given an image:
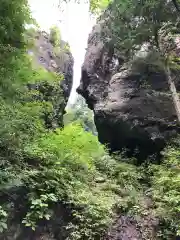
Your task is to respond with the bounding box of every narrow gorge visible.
[0,0,180,240]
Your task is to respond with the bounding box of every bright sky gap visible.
[29,0,96,104]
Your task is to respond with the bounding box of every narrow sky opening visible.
[29,0,96,104]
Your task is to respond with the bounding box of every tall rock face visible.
[77,20,180,161]
[28,30,74,128]
[32,31,73,99]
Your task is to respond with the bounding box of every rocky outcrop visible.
[77,20,180,161]
[28,30,74,128]
[32,31,73,100]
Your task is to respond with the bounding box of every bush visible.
[0,51,142,238]
[0,0,31,48]
[0,0,143,238]
[20,123,141,239]
[49,25,61,47]
[150,139,180,238]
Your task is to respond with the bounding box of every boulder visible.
[77,20,180,161]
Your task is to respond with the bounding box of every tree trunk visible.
[166,63,180,124]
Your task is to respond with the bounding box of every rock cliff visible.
[28,30,74,127]
[32,31,73,99]
[77,19,180,161]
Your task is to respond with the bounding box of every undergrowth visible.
[0,2,142,239]
[149,139,180,239]
[1,0,180,239]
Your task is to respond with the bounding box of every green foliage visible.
[0,43,66,150]
[64,43,71,53]
[0,0,159,238]
[150,139,180,238]
[0,0,32,48]
[0,207,8,233]
[90,0,111,14]
[25,123,103,167]
[0,49,47,154]
[65,96,97,135]
[49,25,61,47]
[57,0,111,14]
[101,0,180,125]
[103,0,180,60]
[20,123,141,238]
[22,193,58,230]
[0,44,141,238]
[24,26,39,49]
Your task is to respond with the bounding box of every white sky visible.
[29,0,96,103]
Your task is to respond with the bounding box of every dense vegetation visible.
[50,25,61,47]
[0,0,180,239]
[65,95,97,135]
[0,0,141,239]
[99,0,180,238]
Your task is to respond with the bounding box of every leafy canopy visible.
[102,0,180,59]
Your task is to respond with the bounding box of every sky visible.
[29,0,96,103]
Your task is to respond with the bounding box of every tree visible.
[58,0,111,14]
[0,0,32,48]
[158,22,180,123]
[89,0,111,13]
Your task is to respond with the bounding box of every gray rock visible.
[31,30,74,101]
[27,30,74,128]
[77,20,180,161]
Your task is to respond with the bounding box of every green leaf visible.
[44,214,50,220]
[1,222,7,229]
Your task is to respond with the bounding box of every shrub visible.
[0,0,143,238]
[151,139,180,238]
[49,25,61,47]
[0,0,32,48]
[18,123,141,239]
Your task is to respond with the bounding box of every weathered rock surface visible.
[28,30,74,128]
[77,20,180,161]
[30,30,74,101]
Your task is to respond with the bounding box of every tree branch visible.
[172,0,180,13]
